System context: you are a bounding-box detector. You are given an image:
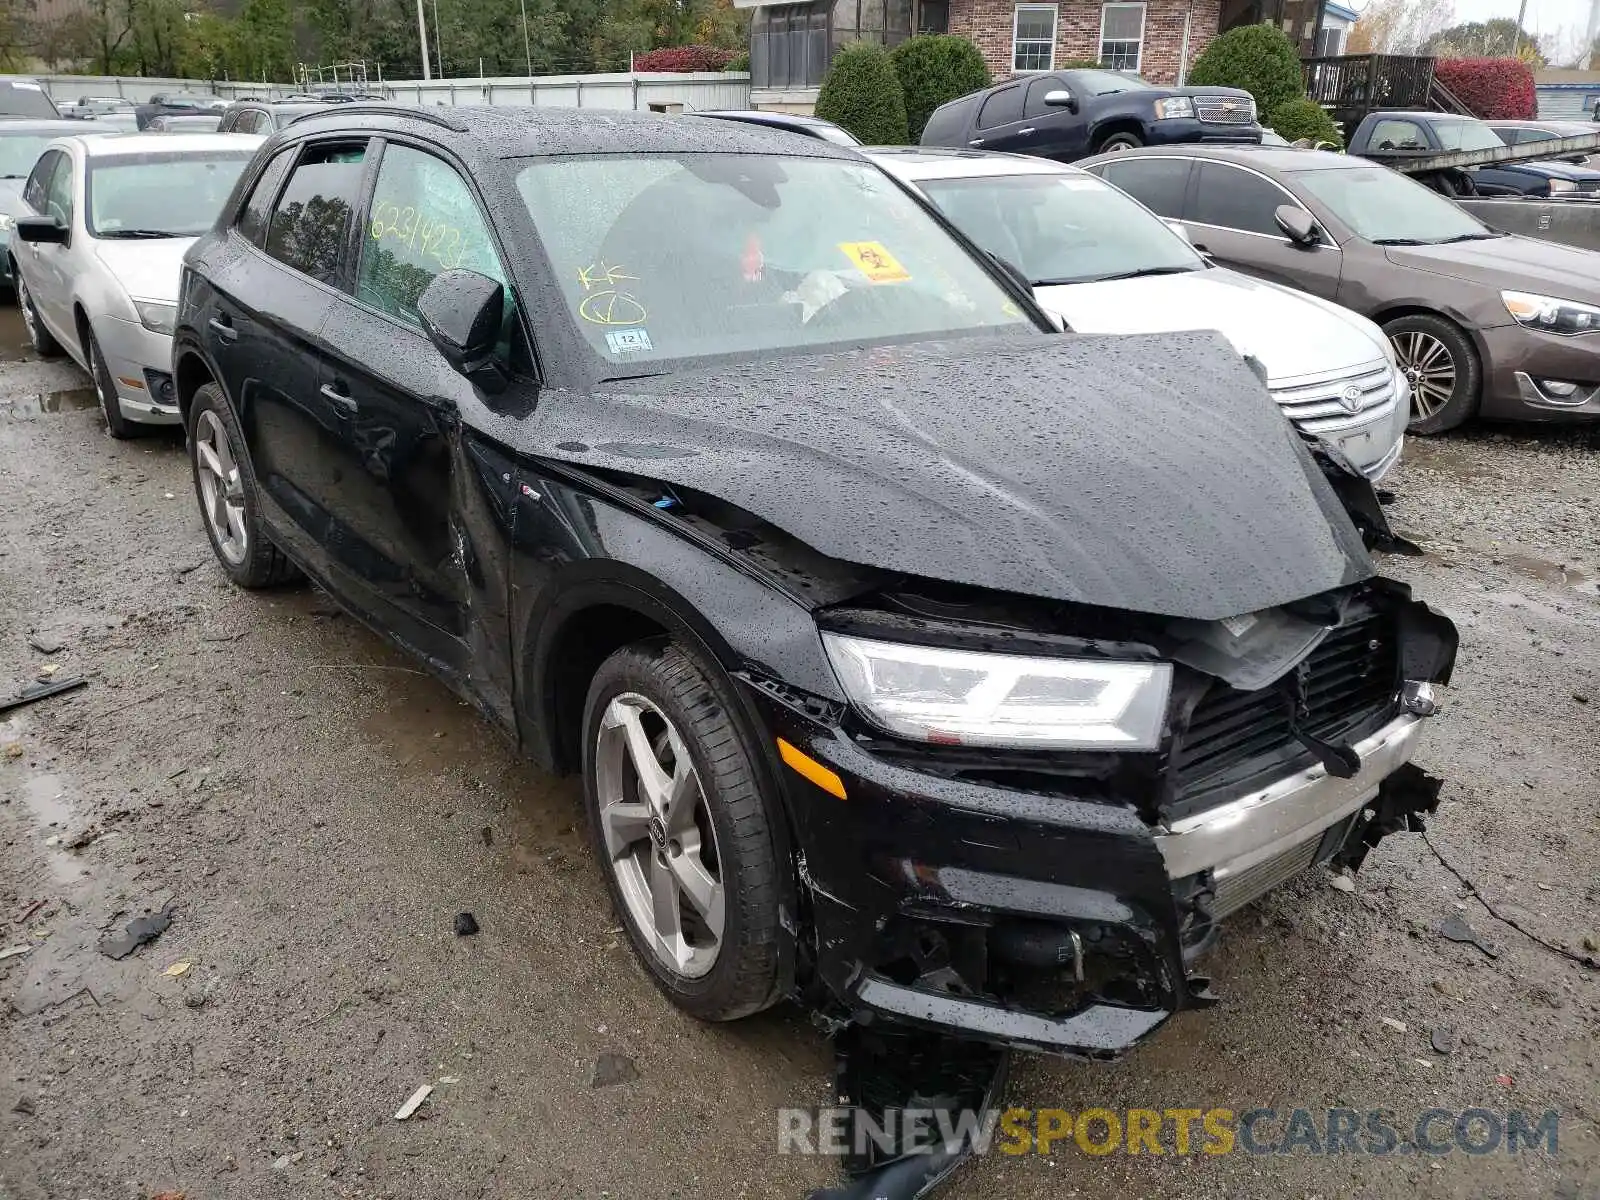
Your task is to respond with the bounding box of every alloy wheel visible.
[193,408,249,565]
[17,276,37,347]
[594,692,726,979]
[1393,330,1456,421]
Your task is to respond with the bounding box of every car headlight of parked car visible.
[134,300,177,336]
[1502,290,1600,335]
[1154,97,1195,120]
[821,632,1172,750]
[1547,178,1577,195]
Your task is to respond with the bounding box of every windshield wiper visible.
[1370,237,1430,246]
[0,174,26,180]
[1433,231,1503,243]
[98,229,182,239]
[1047,265,1198,285]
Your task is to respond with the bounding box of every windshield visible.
[917,171,1201,286]
[0,134,65,179]
[1064,70,1152,95]
[1293,164,1491,244]
[86,151,254,237]
[513,153,1032,375]
[1431,119,1505,152]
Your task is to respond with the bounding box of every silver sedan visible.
[8,131,260,436]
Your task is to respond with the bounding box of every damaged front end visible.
[745,571,1457,1064]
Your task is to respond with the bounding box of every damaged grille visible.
[1169,612,1399,811]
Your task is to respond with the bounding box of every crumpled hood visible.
[92,237,196,303]
[524,332,1372,620]
[1035,268,1386,385]
[1384,234,1600,304]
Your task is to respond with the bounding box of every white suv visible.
[865,146,1408,479]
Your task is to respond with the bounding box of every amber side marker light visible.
[777,738,847,800]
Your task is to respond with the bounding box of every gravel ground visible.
[1,309,1596,1200]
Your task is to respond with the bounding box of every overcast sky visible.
[1452,0,1595,37]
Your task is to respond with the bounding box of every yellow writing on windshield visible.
[576,260,648,325]
[837,241,910,284]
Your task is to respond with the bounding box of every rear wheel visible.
[187,382,300,588]
[1384,313,1480,435]
[16,272,60,357]
[1096,131,1144,153]
[581,639,786,1022]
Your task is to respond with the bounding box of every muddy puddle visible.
[1,386,97,417]
[1503,551,1599,596]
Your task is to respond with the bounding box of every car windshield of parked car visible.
[1064,70,1152,95]
[916,170,1202,286]
[1292,164,1493,245]
[513,153,1034,374]
[86,150,254,238]
[1429,119,1505,152]
[0,134,67,179]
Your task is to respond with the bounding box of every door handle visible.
[1017,127,1036,135]
[319,382,357,414]
[207,316,237,343]
[968,138,984,146]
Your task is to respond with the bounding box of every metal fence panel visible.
[1456,198,1600,253]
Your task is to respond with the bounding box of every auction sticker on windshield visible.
[838,241,910,284]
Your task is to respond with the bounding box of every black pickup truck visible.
[921,68,1261,161]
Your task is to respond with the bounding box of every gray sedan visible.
[0,119,120,287]
[1081,145,1600,433]
[8,132,261,436]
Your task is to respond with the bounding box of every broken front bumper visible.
[754,696,1439,1061]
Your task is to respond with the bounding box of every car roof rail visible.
[302,102,469,132]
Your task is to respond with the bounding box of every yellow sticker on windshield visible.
[838,241,911,284]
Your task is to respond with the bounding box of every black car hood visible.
[523,332,1373,620]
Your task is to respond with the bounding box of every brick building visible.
[737,0,1224,111]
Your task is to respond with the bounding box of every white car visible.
[864,147,1409,479]
[8,132,261,436]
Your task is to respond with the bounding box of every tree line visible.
[0,0,745,81]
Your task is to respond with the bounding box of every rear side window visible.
[920,96,971,144]
[1189,161,1291,236]
[237,146,296,247]
[264,141,368,287]
[1095,157,1191,219]
[0,81,60,119]
[977,86,1024,129]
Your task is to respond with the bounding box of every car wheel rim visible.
[194,408,249,565]
[595,692,725,980]
[18,277,37,346]
[1394,331,1456,420]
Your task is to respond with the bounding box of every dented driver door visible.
[307,140,518,686]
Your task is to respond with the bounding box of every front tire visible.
[16,272,61,357]
[582,639,785,1022]
[1384,313,1480,435]
[87,329,137,439]
[187,382,300,588]
[1096,131,1144,153]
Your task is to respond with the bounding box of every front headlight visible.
[1548,178,1576,195]
[821,632,1172,750]
[1502,290,1600,335]
[0,213,14,235]
[134,300,176,335]
[1154,97,1195,120]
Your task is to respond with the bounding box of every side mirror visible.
[1273,203,1320,246]
[15,215,68,244]
[1163,219,1192,245]
[1043,89,1078,113]
[416,268,507,394]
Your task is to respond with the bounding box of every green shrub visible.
[815,41,909,145]
[1269,97,1344,147]
[889,35,990,141]
[1057,58,1103,68]
[724,50,750,73]
[1188,25,1304,117]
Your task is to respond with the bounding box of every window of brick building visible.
[1099,3,1145,72]
[1012,4,1057,73]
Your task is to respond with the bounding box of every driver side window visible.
[356,144,509,333]
[22,150,58,213]
[43,153,73,226]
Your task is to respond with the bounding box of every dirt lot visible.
[2,307,1597,1200]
